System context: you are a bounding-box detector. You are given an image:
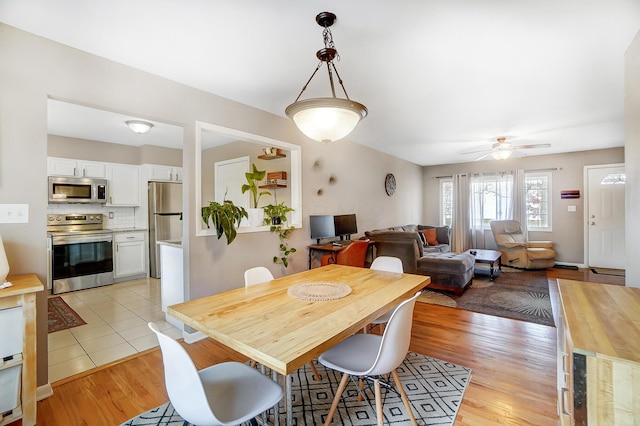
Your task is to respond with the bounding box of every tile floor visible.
[47,278,182,383]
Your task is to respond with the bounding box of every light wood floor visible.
[31,268,624,426]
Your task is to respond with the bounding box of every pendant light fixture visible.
[285,12,367,143]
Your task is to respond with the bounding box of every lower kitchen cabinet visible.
[556,279,640,425]
[113,232,147,279]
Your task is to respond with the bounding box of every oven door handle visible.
[51,234,113,245]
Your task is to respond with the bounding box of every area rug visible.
[419,269,555,327]
[121,352,471,426]
[48,296,86,333]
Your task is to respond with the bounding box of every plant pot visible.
[242,208,265,227]
[271,216,282,225]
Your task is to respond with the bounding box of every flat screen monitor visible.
[334,214,357,239]
[310,215,335,243]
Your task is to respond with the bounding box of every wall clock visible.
[385,173,396,196]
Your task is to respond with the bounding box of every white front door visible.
[587,165,625,269]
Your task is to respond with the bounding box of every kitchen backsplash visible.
[46,204,138,229]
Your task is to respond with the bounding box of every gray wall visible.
[48,134,182,166]
[423,148,624,264]
[0,23,422,387]
[625,30,640,287]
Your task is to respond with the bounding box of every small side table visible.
[465,249,502,280]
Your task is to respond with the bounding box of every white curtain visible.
[450,174,470,252]
[469,172,514,248]
[514,169,528,236]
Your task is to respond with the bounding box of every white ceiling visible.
[2,0,639,166]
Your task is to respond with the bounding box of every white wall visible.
[625,30,640,287]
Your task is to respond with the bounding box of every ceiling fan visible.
[462,136,551,161]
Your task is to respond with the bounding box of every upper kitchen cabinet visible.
[107,163,140,206]
[143,164,183,182]
[47,157,107,178]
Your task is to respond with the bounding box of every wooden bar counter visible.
[556,279,640,425]
[0,274,43,426]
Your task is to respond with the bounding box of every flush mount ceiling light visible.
[126,120,154,134]
[285,12,367,143]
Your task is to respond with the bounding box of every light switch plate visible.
[568,205,577,212]
[0,204,29,223]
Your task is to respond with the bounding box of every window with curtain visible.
[525,171,552,231]
[470,173,514,229]
[439,178,453,226]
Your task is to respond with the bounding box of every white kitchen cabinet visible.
[47,157,106,178]
[107,163,140,206]
[113,232,147,279]
[144,164,183,182]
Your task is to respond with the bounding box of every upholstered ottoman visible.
[417,252,474,295]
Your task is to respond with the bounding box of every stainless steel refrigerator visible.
[148,181,182,278]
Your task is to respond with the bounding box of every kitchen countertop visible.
[157,239,182,248]
[108,228,147,232]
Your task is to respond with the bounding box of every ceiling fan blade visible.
[474,152,495,161]
[462,147,491,155]
[513,143,551,150]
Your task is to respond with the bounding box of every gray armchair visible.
[490,220,556,269]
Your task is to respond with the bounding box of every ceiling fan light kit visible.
[285,12,368,143]
[463,136,551,161]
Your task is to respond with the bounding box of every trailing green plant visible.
[263,202,296,267]
[241,163,271,208]
[201,199,248,244]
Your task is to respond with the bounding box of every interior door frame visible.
[583,163,625,268]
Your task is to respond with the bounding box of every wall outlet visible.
[108,212,115,219]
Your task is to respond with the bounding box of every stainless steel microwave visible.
[48,176,108,204]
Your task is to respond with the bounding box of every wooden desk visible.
[307,243,346,268]
[169,264,429,425]
[307,240,372,269]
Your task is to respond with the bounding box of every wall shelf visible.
[258,152,286,160]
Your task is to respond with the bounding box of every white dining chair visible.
[244,266,322,380]
[367,256,404,334]
[318,291,421,426]
[148,322,283,426]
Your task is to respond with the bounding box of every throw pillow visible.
[422,228,439,245]
[417,231,426,246]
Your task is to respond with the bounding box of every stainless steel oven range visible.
[47,213,113,294]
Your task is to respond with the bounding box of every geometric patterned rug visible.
[48,296,86,333]
[120,352,471,426]
[419,269,555,327]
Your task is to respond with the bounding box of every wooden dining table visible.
[168,264,429,425]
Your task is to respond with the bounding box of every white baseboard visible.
[37,383,54,401]
[554,261,585,268]
[182,330,206,344]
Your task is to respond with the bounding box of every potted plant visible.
[263,202,296,267]
[201,199,248,244]
[241,163,271,226]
